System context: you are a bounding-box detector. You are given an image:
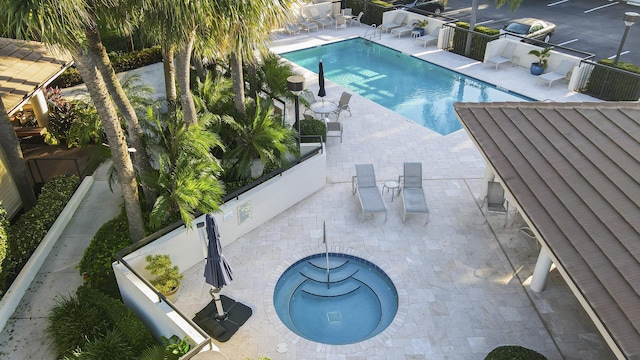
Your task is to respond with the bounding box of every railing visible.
[323,221,330,289]
[441,22,499,61]
[364,24,381,40]
[26,157,84,185]
[575,60,640,101]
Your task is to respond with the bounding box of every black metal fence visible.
[576,60,640,101]
[442,23,499,62]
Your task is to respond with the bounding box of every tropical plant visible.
[44,87,77,145]
[145,254,183,295]
[0,203,8,274]
[65,100,103,148]
[528,47,552,68]
[139,336,192,360]
[252,52,297,101]
[414,19,428,29]
[223,97,299,180]
[142,109,225,229]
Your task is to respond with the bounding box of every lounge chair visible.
[483,181,509,227]
[333,92,352,120]
[378,13,406,33]
[486,42,516,70]
[352,164,387,222]
[335,15,347,30]
[399,162,429,224]
[299,18,318,32]
[285,23,301,35]
[415,27,440,48]
[537,59,574,88]
[309,8,334,29]
[391,20,419,38]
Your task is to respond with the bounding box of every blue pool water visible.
[282,38,530,135]
[273,253,398,345]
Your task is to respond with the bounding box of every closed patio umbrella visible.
[204,214,233,319]
[318,59,326,102]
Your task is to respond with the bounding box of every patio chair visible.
[398,162,429,224]
[300,90,317,115]
[352,164,387,222]
[391,20,419,38]
[415,27,440,48]
[486,42,516,70]
[483,181,509,227]
[336,15,348,30]
[378,13,406,33]
[309,8,334,29]
[537,59,574,88]
[333,92,352,120]
[326,121,343,142]
[350,11,364,27]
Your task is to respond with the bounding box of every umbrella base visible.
[193,295,253,342]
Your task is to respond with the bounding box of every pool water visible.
[273,253,398,345]
[282,38,530,135]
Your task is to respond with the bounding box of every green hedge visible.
[0,203,8,275]
[300,119,327,142]
[485,345,547,360]
[583,59,640,101]
[47,285,155,359]
[51,46,163,88]
[0,175,80,295]
[451,22,500,61]
[78,211,132,299]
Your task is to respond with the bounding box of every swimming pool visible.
[282,38,530,135]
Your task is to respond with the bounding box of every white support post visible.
[479,165,495,202]
[530,247,553,292]
[31,89,49,128]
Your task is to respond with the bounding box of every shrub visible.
[485,345,547,360]
[44,87,77,145]
[51,46,163,88]
[300,119,327,142]
[452,22,500,61]
[47,285,154,359]
[0,204,8,278]
[78,211,131,299]
[584,59,640,101]
[0,175,80,294]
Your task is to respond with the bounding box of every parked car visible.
[500,18,556,43]
[393,0,445,16]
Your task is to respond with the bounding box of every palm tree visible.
[2,0,146,241]
[223,97,298,180]
[0,98,37,211]
[142,109,224,230]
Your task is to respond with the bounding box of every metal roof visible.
[454,101,640,360]
[0,38,73,115]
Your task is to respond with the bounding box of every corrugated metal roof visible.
[0,38,72,115]
[454,101,640,359]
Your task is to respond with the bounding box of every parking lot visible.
[444,0,640,65]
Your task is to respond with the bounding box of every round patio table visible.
[310,101,338,118]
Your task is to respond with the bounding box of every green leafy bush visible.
[584,59,640,101]
[78,211,131,299]
[47,285,154,359]
[300,119,327,142]
[51,46,162,88]
[0,175,80,294]
[0,203,8,274]
[485,345,547,360]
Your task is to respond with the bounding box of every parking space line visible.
[548,0,568,6]
[476,20,494,25]
[608,51,630,59]
[557,39,579,46]
[584,2,618,13]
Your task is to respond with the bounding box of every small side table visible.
[382,180,400,201]
[411,30,421,39]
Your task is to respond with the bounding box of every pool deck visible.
[174,27,615,359]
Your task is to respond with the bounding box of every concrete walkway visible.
[0,164,123,359]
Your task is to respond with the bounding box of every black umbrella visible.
[317,59,326,101]
[341,0,346,9]
[204,214,233,318]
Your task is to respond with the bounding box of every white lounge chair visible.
[378,13,406,33]
[415,27,440,48]
[391,20,419,38]
[352,164,387,222]
[309,8,334,29]
[537,59,574,88]
[285,23,301,35]
[399,162,429,224]
[486,42,516,70]
[299,18,318,32]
